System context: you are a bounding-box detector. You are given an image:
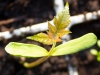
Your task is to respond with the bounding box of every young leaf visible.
[27,33,53,45]
[5,42,48,57]
[51,33,97,56]
[57,29,71,38]
[26,2,71,45]
[48,21,56,34]
[53,2,70,31]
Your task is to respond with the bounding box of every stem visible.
[23,42,56,68]
[23,56,48,68]
[48,41,56,56]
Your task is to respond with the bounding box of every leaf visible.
[57,30,71,38]
[27,33,53,45]
[97,56,100,61]
[5,33,97,57]
[53,2,70,31]
[48,21,56,34]
[26,2,71,45]
[47,31,62,43]
[90,49,98,55]
[97,40,100,47]
[51,33,97,56]
[5,42,49,57]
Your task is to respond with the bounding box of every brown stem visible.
[23,42,56,68]
[23,56,49,68]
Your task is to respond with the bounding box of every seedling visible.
[90,40,100,61]
[5,3,97,68]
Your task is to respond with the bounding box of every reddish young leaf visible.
[27,33,53,45]
[27,2,71,45]
[47,31,62,43]
[48,21,56,34]
[57,30,71,38]
[53,2,70,31]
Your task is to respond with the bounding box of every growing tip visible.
[65,2,69,7]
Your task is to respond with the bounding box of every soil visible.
[0,0,100,75]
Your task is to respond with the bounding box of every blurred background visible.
[0,0,100,75]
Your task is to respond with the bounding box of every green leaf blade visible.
[5,42,48,57]
[52,33,97,56]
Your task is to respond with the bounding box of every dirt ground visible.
[0,0,100,75]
